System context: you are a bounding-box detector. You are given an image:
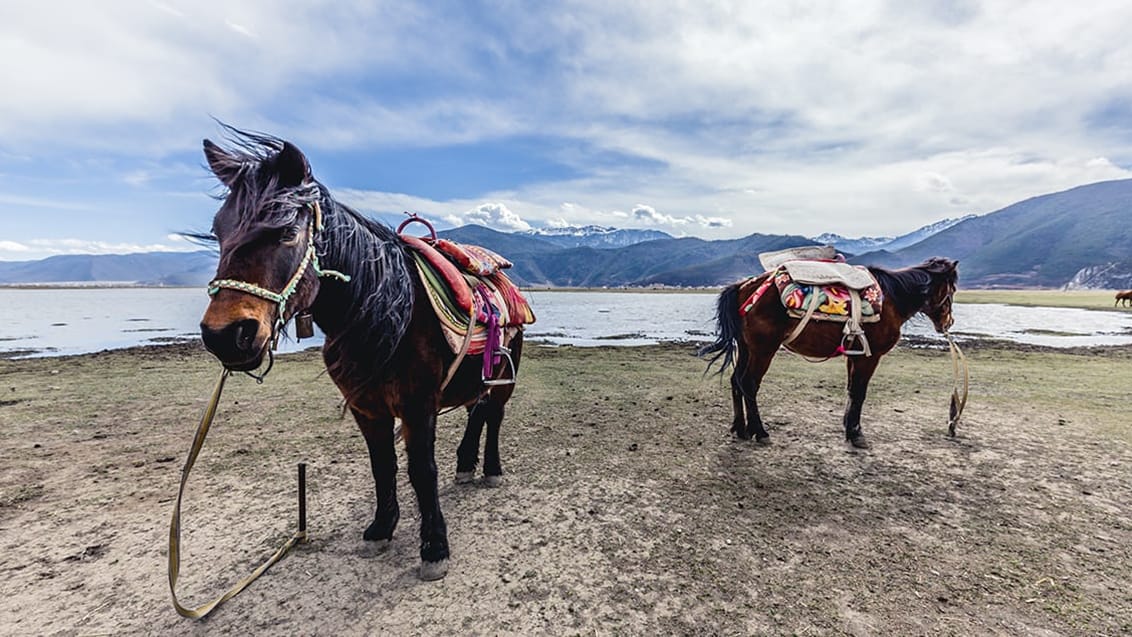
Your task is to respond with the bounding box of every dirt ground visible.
[1,339,1131,636]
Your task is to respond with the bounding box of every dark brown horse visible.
[1115,290,1132,307]
[197,128,525,581]
[699,258,959,448]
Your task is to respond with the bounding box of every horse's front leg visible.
[402,406,450,580]
[351,408,399,546]
[843,356,880,448]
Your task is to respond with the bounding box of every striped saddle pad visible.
[402,235,535,355]
[740,265,884,322]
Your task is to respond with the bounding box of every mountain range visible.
[3,179,1131,289]
[811,215,976,255]
[516,225,673,249]
[850,179,1132,288]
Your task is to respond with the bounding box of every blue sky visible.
[3,0,1132,260]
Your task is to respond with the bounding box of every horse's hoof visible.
[358,538,391,555]
[755,435,771,446]
[482,474,503,488]
[848,435,870,449]
[455,471,475,484]
[419,559,449,581]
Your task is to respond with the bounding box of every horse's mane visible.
[207,126,323,243]
[868,257,957,316]
[316,187,415,380]
[200,125,415,379]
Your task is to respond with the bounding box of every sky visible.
[2,0,1132,261]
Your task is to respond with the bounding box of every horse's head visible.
[920,257,959,334]
[199,134,325,371]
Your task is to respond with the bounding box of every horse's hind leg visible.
[455,393,507,487]
[480,395,507,487]
[738,349,775,443]
[482,334,520,487]
[455,401,486,484]
[351,409,400,546]
[843,356,880,449]
[729,345,748,437]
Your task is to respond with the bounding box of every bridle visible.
[923,280,956,333]
[206,200,351,378]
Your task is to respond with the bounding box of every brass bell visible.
[295,312,315,340]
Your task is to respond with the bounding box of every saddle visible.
[742,247,885,356]
[398,215,535,385]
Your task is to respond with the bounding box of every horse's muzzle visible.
[200,318,268,371]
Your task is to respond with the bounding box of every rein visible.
[207,202,351,352]
[168,369,307,618]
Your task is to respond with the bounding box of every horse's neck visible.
[872,266,934,323]
[308,200,415,372]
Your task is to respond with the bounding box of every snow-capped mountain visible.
[881,215,977,252]
[809,233,892,255]
[517,225,673,248]
[811,215,977,255]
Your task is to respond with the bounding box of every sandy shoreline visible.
[2,341,1131,635]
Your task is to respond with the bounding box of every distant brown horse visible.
[196,128,527,580]
[699,258,959,448]
[1115,290,1132,307]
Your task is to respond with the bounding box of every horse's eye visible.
[279,227,302,245]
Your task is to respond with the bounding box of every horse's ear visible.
[203,139,240,187]
[276,141,311,188]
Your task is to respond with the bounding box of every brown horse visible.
[699,257,959,449]
[196,128,525,581]
[1115,290,1132,307]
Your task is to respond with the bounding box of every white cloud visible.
[632,204,683,226]
[4,1,1132,246]
[916,172,955,193]
[458,203,532,231]
[631,204,732,229]
[695,215,732,228]
[0,241,31,253]
[0,236,202,261]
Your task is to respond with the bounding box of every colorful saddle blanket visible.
[740,264,884,321]
[402,235,535,356]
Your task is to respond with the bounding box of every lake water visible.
[2,288,1131,359]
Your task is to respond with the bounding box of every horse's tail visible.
[697,280,744,374]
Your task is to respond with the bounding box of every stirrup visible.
[837,321,869,357]
[839,331,869,356]
[482,346,517,386]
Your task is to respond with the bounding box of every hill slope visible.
[0,251,218,286]
[440,226,815,286]
[853,180,1132,287]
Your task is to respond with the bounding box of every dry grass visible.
[2,341,1131,635]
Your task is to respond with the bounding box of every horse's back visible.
[738,273,903,359]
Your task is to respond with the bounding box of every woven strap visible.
[207,218,350,331]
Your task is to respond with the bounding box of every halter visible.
[924,280,956,331]
[207,201,351,348]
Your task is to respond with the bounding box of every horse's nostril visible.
[201,318,263,360]
[234,319,261,352]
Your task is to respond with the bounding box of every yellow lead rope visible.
[168,368,307,619]
[945,334,969,437]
